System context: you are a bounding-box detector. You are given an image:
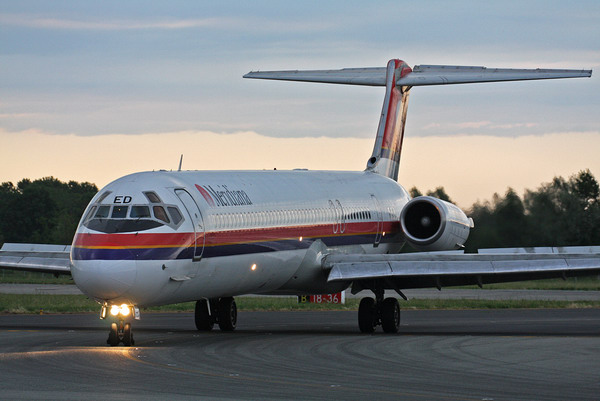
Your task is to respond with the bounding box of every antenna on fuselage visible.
[178,154,183,171]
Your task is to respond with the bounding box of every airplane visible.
[1,59,599,346]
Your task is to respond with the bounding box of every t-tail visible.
[244,59,591,181]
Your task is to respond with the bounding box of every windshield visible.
[82,198,185,233]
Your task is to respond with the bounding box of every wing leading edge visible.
[0,243,71,275]
[324,247,600,291]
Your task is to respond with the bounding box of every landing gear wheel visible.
[107,322,119,346]
[358,297,376,333]
[195,299,214,331]
[123,322,134,346]
[381,298,400,333]
[217,297,237,331]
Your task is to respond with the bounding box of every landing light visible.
[109,304,131,317]
[120,304,130,316]
[251,263,257,271]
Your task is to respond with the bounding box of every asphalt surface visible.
[3,283,600,301]
[0,309,599,400]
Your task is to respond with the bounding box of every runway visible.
[0,309,599,400]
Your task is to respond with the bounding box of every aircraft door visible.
[175,189,205,261]
[371,194,383,246]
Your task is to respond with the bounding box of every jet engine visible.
[400,196,473,251]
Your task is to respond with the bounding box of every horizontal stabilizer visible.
[244,64,591,87]
[244,67,387,86]
[400,65,592,86]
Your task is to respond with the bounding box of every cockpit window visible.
[111,206,129,218]
[130,205,151,218]
[95,205,110,218]
[82,192,184,233]
[153,206,170,223]
[96,191,112,203]
[83,206,97,222]
[167,206,182,225]
[144,191,162,203]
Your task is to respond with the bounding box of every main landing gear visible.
[358,290,400,334]
[102,304,138,347]
[194,297,237,332]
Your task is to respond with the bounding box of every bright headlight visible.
[120,304,130,316]
[110,305,120,316]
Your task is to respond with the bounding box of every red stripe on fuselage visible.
[73,221,400,249]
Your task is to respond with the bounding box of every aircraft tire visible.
[381,298,400,333]
[358,297,376,333]
[217,297,237,331]
[194,299,214,331]
[123,322,134,346]
[107,322,119,346]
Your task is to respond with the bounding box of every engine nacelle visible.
[400,196,473,251]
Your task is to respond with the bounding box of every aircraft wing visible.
[324,246,600,291]
[0,243,72,275]
[244,65,591,87]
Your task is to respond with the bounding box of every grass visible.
[1,294,599,315]
[0,269,73,284]
[458,276,600,291]
[2,269,599,290]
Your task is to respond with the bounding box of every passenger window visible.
[130,205,151,218]
[153,206,170,223]
[167,207,183,225]
[95,205,110,218]
[112,206,129,218]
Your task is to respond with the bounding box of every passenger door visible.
[175,189,205,261]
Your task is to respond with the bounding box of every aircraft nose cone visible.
[71,258,137,300]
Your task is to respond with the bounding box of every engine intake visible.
[400,196,473,251]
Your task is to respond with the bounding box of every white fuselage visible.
[70,169,410,307]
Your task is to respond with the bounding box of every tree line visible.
[410,169,600,252]
[0,177,97,245]
[0,171,598,250]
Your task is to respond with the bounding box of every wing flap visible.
[0,243,71,275]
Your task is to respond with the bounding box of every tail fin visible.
[366,59,412,180]
[244,60,591,180]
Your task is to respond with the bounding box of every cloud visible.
[0,14,232,30]
[0,113,39,119]
[420,120,540,134]
[0,13,338,33]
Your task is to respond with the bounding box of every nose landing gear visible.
[101,303,139,347]
[107,321,134,346]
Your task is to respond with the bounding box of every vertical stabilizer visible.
[244,59,590,182]
[365,59,412,181]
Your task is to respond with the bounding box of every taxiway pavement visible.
[0,309,598,400]
[2,283,600,301]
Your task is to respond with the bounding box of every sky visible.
[1,0,599,207]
